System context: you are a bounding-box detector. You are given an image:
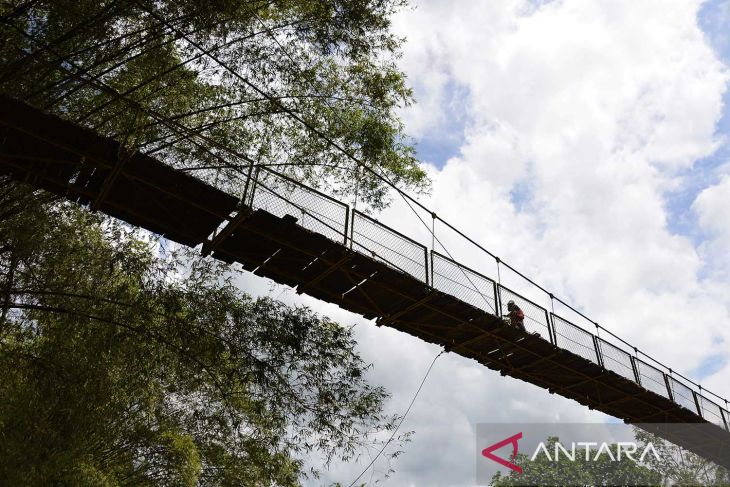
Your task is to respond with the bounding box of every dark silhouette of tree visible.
[0,0,428,210]
[0,181,403,485]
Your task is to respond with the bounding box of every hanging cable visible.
[394,187,494,311]
[347,349,444,487]
[13,6,695,400]
[353,165,360,213]
[351,165,360,249]
[431,212,436,251]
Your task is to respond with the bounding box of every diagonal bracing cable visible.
[347,350,444,487]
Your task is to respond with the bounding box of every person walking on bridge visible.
[505,300,527,332]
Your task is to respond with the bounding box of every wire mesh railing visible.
[552,314,600,364]
[350,210,428,282]
[698,394,726,429]
[669,376,698,413]
[497,285,551,340]
[635,358,671,399]
[250,168,349,244]
[247,172,729,429]
[597,338,637,382]
[431,251,497,314]
[245,168,729,430]
[5,101,729,426]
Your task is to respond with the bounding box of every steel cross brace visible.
[202,207,253,256]
[296,252,353,295]
[375,289,438,327]
[91,146,134,211]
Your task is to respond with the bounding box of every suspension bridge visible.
[1,1,729,470]
[1,94,729,468]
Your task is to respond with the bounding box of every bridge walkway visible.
[1,95,729,467]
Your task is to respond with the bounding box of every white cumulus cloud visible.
[250,0,730,485]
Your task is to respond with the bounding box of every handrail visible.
[240,165,730,423]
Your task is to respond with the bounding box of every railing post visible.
[495,285,503,323]
[241,159,255,207]
[247,165,261,208]
[430,212,436,285]
[349,209,356,250]
[423,246,429,286]
[351,165,360,250]
[722,406,730,431]
[342,206,349,246]
[693,390,703,418]
[491,281,498,317]
[429,250,435,289]
[547,294,556,345]
[546,311,555,345]
[664,372,675,402]
[630,354,641,385]
[592,335,604,368]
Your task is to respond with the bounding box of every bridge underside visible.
[1,95,729,468]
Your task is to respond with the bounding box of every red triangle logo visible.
[482,432,523,474]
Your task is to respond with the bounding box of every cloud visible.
[693,174,730,275]
[236,0,730,485]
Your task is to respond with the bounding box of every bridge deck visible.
[1,95,728,468]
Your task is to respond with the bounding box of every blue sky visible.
[414,78,468,168]
[410,1,730,283]
[300,2,730,484]
[666,0,730,241]
[417,0,730,247]
[392,0,730,377]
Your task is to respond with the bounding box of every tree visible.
[0,180,401,485]
[0,1,426,483]
[489,436,661,487]
[0,0,428,209]
[633,428,730,486]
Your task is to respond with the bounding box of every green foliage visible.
[0,181,400,485]
[1,1,425,482]
[633,428,730,486]
[0,0,428,209]
[0,2,423,482]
